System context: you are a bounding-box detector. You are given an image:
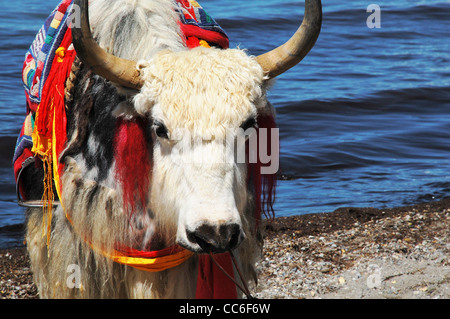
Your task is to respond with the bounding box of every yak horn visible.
[256,0,322,79]
[71,0,144,90]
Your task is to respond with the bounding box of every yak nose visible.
[187,223,243,253]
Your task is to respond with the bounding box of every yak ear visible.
[131,61,159,117]
[112,101,142,119]
[110,61,156,118]
[133,89,157,117]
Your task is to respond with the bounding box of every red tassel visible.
[114,118,151,215]
[247,114,278,228]
[33,29,74,156]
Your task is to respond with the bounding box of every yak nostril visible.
[187,223,242,253]
[191,234,214,253]
[220,223,240,251]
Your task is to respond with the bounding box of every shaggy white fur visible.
[89,0,186,60]
[135,47,267,125]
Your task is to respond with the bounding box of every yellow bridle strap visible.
[64,212,194,272]
[110,249,194,272]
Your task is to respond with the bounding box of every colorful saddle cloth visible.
[14,0,75,189]
[175,0,229,49]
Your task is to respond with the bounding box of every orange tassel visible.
[41,156,54,250]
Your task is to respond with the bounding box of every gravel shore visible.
[254,197,450,299]
[1,198,449,299]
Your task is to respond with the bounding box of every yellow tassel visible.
[199,40,211,48]
[41,156,54,250]
[32,98,57,253]
[55,47,66,63]
[52,95,65,213]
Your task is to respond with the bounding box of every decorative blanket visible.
[175,0,229,49]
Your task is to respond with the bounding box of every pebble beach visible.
[1,198,449,299]
[254,198,450,299]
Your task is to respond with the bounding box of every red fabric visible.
[13,148,34,200]
[54,33,75,181]
[179,23,229,49]
[115,244,185,259]
[185,36,201,49]
[196,253,238,299]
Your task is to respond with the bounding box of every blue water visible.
[0,0,449,248]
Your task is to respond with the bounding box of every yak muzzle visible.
[186,223,243,254]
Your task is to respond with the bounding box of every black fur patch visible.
[86,182,100,210]
[64,64,128,182]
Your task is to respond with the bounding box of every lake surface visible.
[0,0,449,248]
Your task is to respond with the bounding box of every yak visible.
[20,0,321,298]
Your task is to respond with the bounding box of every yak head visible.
[134,48,270,253]
[71,0,322,253]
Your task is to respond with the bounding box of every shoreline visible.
[1,197,449,299]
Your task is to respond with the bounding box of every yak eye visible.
[240,117,258,132]
[152,121,169,139]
